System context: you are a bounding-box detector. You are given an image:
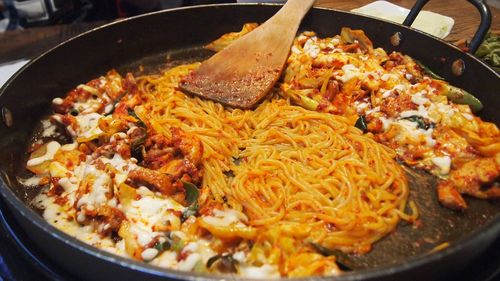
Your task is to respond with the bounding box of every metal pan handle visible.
[402,0,491,53]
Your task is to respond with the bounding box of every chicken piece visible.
[437,183,468,211]
[340,27,373,53]
[76,204,125,237]
[437,157,500,210]
[128,166,174,195]
[89,206,126,237]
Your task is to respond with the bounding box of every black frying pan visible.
[0,2,499,281]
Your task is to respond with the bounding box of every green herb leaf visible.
[401,115,434,130]
[181,203,199,222]
[354,115,368,133]
[154,240,171,252]
[181,182,200,222]
[130,127,147,162]
[183,181,199,205]
[69,109,79,116]
[105,92,127,116]
[310,242,355,271]
[127,108,146,128]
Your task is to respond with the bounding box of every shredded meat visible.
[52,87,94,114]
[380,93,417,118]
[143,133,176,170]
[112,74,143,116]
[171,127,203,166]
[92,138,131,159]
[137,128,203,194]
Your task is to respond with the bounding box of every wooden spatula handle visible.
[274,0,316,23]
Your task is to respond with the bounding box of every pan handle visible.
[402,0,491,53]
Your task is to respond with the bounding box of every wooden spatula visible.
[179,0,316,109]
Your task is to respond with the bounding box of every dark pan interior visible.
[0,4,499,281]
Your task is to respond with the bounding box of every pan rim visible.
[0,3,499,281]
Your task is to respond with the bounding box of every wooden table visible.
[0,0,498,64]
[317,0,500,43]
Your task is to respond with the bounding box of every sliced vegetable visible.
[310,242,355,271]
[354,115,368,133]
[206,254,238,273]
[170,233,185,252]
[299,95,319,111]
[118,221,142,259]
[27,141,61,175]
[443,84,483,113]
[475,31,500,72]
[198,218,257,240]
[117,183,137,207]
[193,260,208,273]
[413,59,445,80]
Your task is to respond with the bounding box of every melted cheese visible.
[202,209,249,228]
[177,253,201,271]
[27,141,61,166]
[239,264,280,278]
[75,113,103,139]
[41,119,57,137]
[18,175,42,187]
[52,97,64,105]
[77,165,111,208]
[303,38,320,58]
[338,64,361,83]
[125,194,184,247]
[431,156,451,175]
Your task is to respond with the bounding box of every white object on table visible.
[0,59,29,88]
[237,0,287,3]
[351,1,455,39]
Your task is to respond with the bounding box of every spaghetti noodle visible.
[133,63,416,275]
[25,28,422,278]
